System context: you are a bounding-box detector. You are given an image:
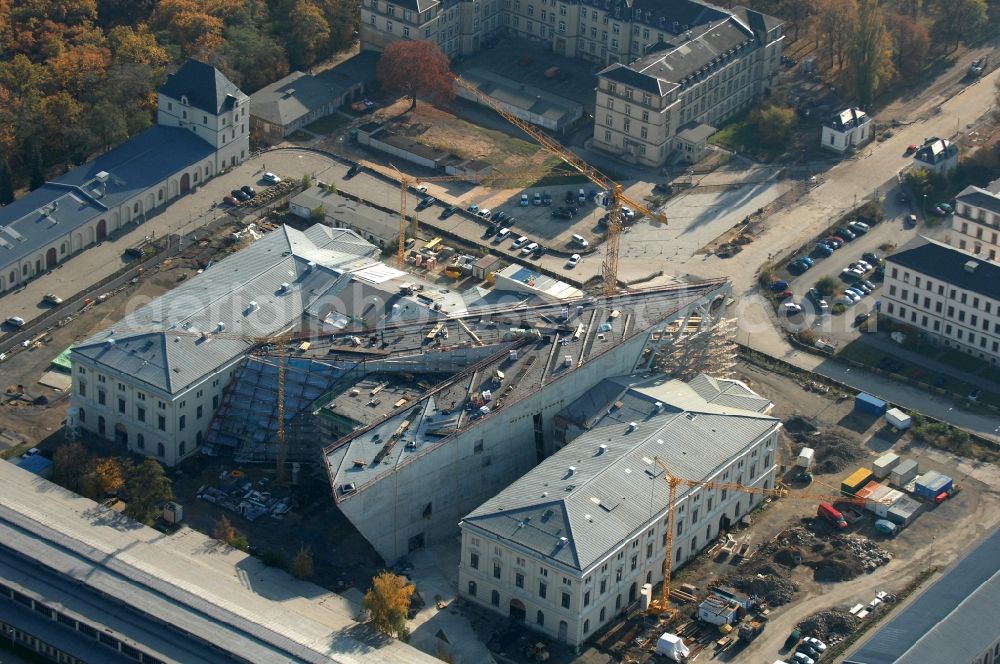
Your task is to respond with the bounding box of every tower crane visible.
[453,76,667,295]
[649,457,889,615]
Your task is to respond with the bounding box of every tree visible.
[124,458,173,524]
[310,204,327,223]
[847,0,894,107]
[51,442,93,493]
[812,0,858,69]
[285,0,330,69]
[377,40,455,111]
[291,544,314,579]
[746,105,796,148]
[213,515,236,544]
[28,144,45,190]
[815,275,840,296]
[94,457,128,495]
[931,0,986,50]
[364,571,414,638]
[0,158,13,204]
[886,13,930,80]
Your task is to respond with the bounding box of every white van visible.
[571,234,589,248]
[494,228,511,243]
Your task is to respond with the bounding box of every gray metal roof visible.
[291,186,400,240]
[600,15,757,93]
[886,237,1000,302]
[845,525,1000,664]
[955,184,1000,216]
[71,225,381,395]
[463,379,778,572]
[0,125,215,270]
[159,58,247,114]
[0,460,439,664]
[250,71,346,127]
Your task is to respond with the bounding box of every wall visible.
[951,203,1000,260]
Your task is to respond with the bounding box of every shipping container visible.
[855,392,887,416]
[871,489,904,518]
[885,408,911,430]
[889,458,918,487]
[872,452,900,479]
[797,447,815,469]
[855,481,882,502]
[842,468,874,495]
[887,495,924,526]
[914,470,954,502]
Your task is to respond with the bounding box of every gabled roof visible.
[0,125,215,270]
[914,137,958,165]
[71,225,380,395]
[250,71,346,127]
[955,184,1000,216]
[464,377,778,572]
[826,107,869,131]
[159,59,247,115]
[886,237,1000,302]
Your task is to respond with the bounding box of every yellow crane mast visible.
[453,76,667,294]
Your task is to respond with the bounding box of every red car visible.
[905,144,918,155]
[223,195,239,206]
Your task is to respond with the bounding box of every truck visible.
[738,619,766,643]
[818,502,848,528]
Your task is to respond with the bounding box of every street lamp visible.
[922,194,928,217]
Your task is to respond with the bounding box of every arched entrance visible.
[73,233,82,252]
[557,620,568,642]
[169,179,178,199]
[629,582,638,603]
[96,219,107,242]
[98,416,106,435]
[114,423,128,446]
[719,514,732,533]
[46,247,57,269]
[180,172,191,194]
[509,598,526,623]
[85,227,94,246]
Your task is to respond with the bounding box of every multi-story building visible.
[69,225,382,466]
[821,108,871,153]
[951,179,1000,260]
[360,0,781,166]
[458,373,779,645]
[592,7,782,166]
[0,59,247,296]
[882,237,1000,364]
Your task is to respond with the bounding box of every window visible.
[558,20,565,32]
[98,390,106,406]
[158,415,166,431]
[118,398,126,414]
[137,392,145,401]
[179,415,186,431]
[179,441,186,456]
[78,382,86,397]
[468,581,477,596]
[213,395,219,409]
[493,562,501,578]
[537,610,545,626]
[491,590,500,606]
[539,581,547,598]
[137,434,144,449]
[403,26,409,36]
[470,552,479,569]
[516,572,524,588]
[640,127,648,139]
[561,592,571,608]
[605,114,613,126]
[197,405,203,419]
[600,578,607,593]
[584,590,591,606]
[157,442,165,457]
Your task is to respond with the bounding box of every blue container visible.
[855,392,887,416]
[914,470,953,501]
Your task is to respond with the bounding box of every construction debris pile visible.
[727,563,799,606]
[198,471,293,522]
[784,417,866,474]
[797,609,860,644]
[762,527,892,583]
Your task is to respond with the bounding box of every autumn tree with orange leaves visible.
[377,40,455,111]
[364,571,415,638]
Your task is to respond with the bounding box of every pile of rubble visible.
[797,609,860,644]
[762,527,892,582]
[843,536,893,571]
[808,433,867,474]
[728,563,799,606]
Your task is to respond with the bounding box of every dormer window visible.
[180,95,189,106]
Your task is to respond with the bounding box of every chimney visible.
[568,466,577,476]
[280,282,290,293]
[964,260,979,273]
[627,421,638,432]
[217,322,226,332]
[654,401,664,413]
[598,443,608,455]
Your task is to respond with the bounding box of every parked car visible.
[854,312,872,327]
[231,189,249,202]
[345,163,362,178]
[789,258,811,274]
[262,172,281,184]
[223,195,239,206]
[42,293,63,305]
[440,206,458,219]
[841,268,864,281]
[905,144,918,155]
[848,221,868,235]
[843,290,861,303]
[858,279,876,290]
[532,193,542,205]
[851,220,871,231]
[833,227,856,241]
[240,185,255,198]
[577,188,586,203]
[566,253,581,268]
[935,202,953,215]
[905,213,918,228]
[532,245,546,258]
[551,208,574,220]
[493,228,510,243]
[777,289,793,300]
[862,252,880,264]
[807,288,824,302]
[801,637,827,653]
[571,234,589,248]
[792,652,816,664]
[565,190,576,204]
[770,279,789,292]
[541,192,552,205]
[797,643,822,661]
[813,243,834,257]
[5,316,26,327]
[415,195,436,210]
[847,286,866,298]
[521,242,539,255]
[782,303,803,315]
[816,300,830,315]
[478,208,492,218]
[493,211,508,224]
[467,203,479,213]
[823,237,843,249]
[511,236,529,249]
[852,282,872,294]
[520,193,530,206]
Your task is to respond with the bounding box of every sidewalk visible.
[857,333,1000,393]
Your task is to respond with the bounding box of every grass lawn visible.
[305,113,351,135]
[709,113,785,162]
